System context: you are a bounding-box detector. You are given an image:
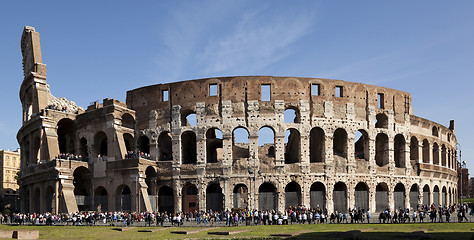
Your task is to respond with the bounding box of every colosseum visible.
[17,26,458,214]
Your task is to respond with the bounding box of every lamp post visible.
[456,143,464,204]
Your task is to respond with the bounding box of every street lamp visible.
[456,143,464,204]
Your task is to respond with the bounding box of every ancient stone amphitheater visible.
[18,26,458,214]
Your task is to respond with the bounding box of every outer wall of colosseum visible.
[17,26,458,214]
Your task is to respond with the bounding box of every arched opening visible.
[409,184,419,211]
[158,186,174,213]
[354,182,369,210]
[422,139,430,163]
[33,188,40,213]
[310,127,325,163]
[206,128,223,163]
[423,185,430,206]
[284,107,300,123]
[394,134,406,168]
[181,110,197,126]
[258,126,275,159]
[259,182,277,211]
[121,113,135,129]
[45,186,54,213]
[158,131,173,161]
[375,133,389,167]
[182,184,198,213]
[73,167,92,211]
[376,183,389,212]
[284,128,300,164]
[354,130,369,161]
[442,186,447,206]
[57,118,77,154]
[432,142,439,165]
[115,185,131,211]
[233,184,248,209]
[333,182,347,212]
[145,167,157,211]
[375,113,388,128]
[285,182,301,209]
[206,183,223,212]
[123,133,135,152]
[79,137,88,159]
[448,187,452,205]
[94,186,108,212]
[394,183,405,209]
[410,136,419,161]
[94,131,108,156]
[181,131,197,164]
[433,185,440,206]
[137,136,150,155]
[333,128,347,158]
[232,127,249,159]
[432,126,438,137]
[310,182,326,209]
[441,145,447,167]
[448,149,451,169]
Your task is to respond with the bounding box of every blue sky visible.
[0,1,473,170]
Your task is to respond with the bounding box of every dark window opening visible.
[284,129,301,164]
[378,93,384,109]
[182,131,197,164]
[335,86,343,97]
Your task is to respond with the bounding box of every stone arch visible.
[45,185,54,213]
[123,133,135,153]
[33,188,40,213]
[121,113,135,129]
[310,127,325,163]
[394,183,405,209]
[232,127,249,159]
[206,128,223,163]
[410,136,419,161]
[394,134,406,168]
[233,184,248,209]
[79,137,88,159]
[432,126,438,137]
[158,186,174,213]
[433,185,440,206]
[333,182,347,212]
[375,113,388,128]
[354,130,369,161]
[206,182,223,212]
[258,182,277,211]
[182,183,198,212]
[145,166,157,195]
[333,128,348,158]
[94,186,108,212]
[258,126,275,158]
[432,142,439,165]
[409,184,419,211]
[115,185,131,211]
[422,139,430,163]
[376,183,389,212]
[310,182,326,209]
[73,166,92,211]
[181,131,197,164]
[441,144,447,167]
[375,133,389,167]
[285,128,301,164]
[94,131,108,156]
[423,185,430,206]
[181,109,197,127]
[442,186,447,206]
[284,106,300,123]
[57,118,77,154]
[137,135,150,154]
[158,131,172,161]
[285,182,302,209]
[354,182,369,210]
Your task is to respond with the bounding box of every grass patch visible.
[0,223,473,239]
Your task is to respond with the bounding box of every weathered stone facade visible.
[17,26,458,214]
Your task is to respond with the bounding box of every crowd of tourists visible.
[55,153,88,162]
[1,203,472,227]
[125,150,152,160]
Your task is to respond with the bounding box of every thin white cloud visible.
[200,6,317,75]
